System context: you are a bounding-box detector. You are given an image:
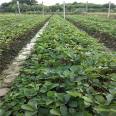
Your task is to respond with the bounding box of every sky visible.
[0,0,116,5]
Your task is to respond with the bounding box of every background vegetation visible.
[0,0,116,14]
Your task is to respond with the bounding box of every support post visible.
[86,1,88,14]
[17,1,21,14]
[42,1,44,16]
[63,1,66,19]
[107,1,111,18]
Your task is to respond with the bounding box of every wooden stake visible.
[64,1,66,19]
[86,1,88,14]
[17,1,21,14]
[42,1,44,16]
[107,1,111,18]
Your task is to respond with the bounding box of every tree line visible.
[0,0,116,13]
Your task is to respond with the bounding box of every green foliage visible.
[0,0,39,13]
[0,16,116,115]
[1,1,116,13]
[12,0,37,5]
[67,15,116,39]
[0,14,48,59]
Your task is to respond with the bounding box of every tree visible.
[12,0,37,5]
[1,1,116,13]
[103,3,115,8]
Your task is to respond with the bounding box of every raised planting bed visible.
[0,16,116,116]
[66,15,116,51]
[0,14,50,73]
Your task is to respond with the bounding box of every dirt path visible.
[0,21,49,98]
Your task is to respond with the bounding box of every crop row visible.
[0,16,116,116]
[0,15,49,48]
[67,15,116,40]
[0,14,49,72]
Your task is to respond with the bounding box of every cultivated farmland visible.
[0,15,116,116]
[67,15,116,50]
[0,14,49,72]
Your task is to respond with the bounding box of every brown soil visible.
[0,18,49,73]
[67,18,116,51]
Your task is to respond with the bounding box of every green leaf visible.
[25,111,36,116]
[21,104,35,112]
[76,112,92,116]
[23,88,37,97]
[64,94,70,103]
[106,94,113,105]
[95,107,116,113]
[67,91,82,97]
[70,65,78,72]
[69,101,78,108]
[82,96,92,103]
[46,99,53,105]
[60,105,68,116]
[69,108,76,114]
[95,95,105,104]
[50,109,60,116]
[0,109,5,116]
[0,109,11,116]
[40,86,47,93]
[28,101,38,110]
[47,91,55,97]
[38,108,49,115]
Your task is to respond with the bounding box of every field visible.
[0,14,49,72]
[67,15,116,50]
[0,14,116,116]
